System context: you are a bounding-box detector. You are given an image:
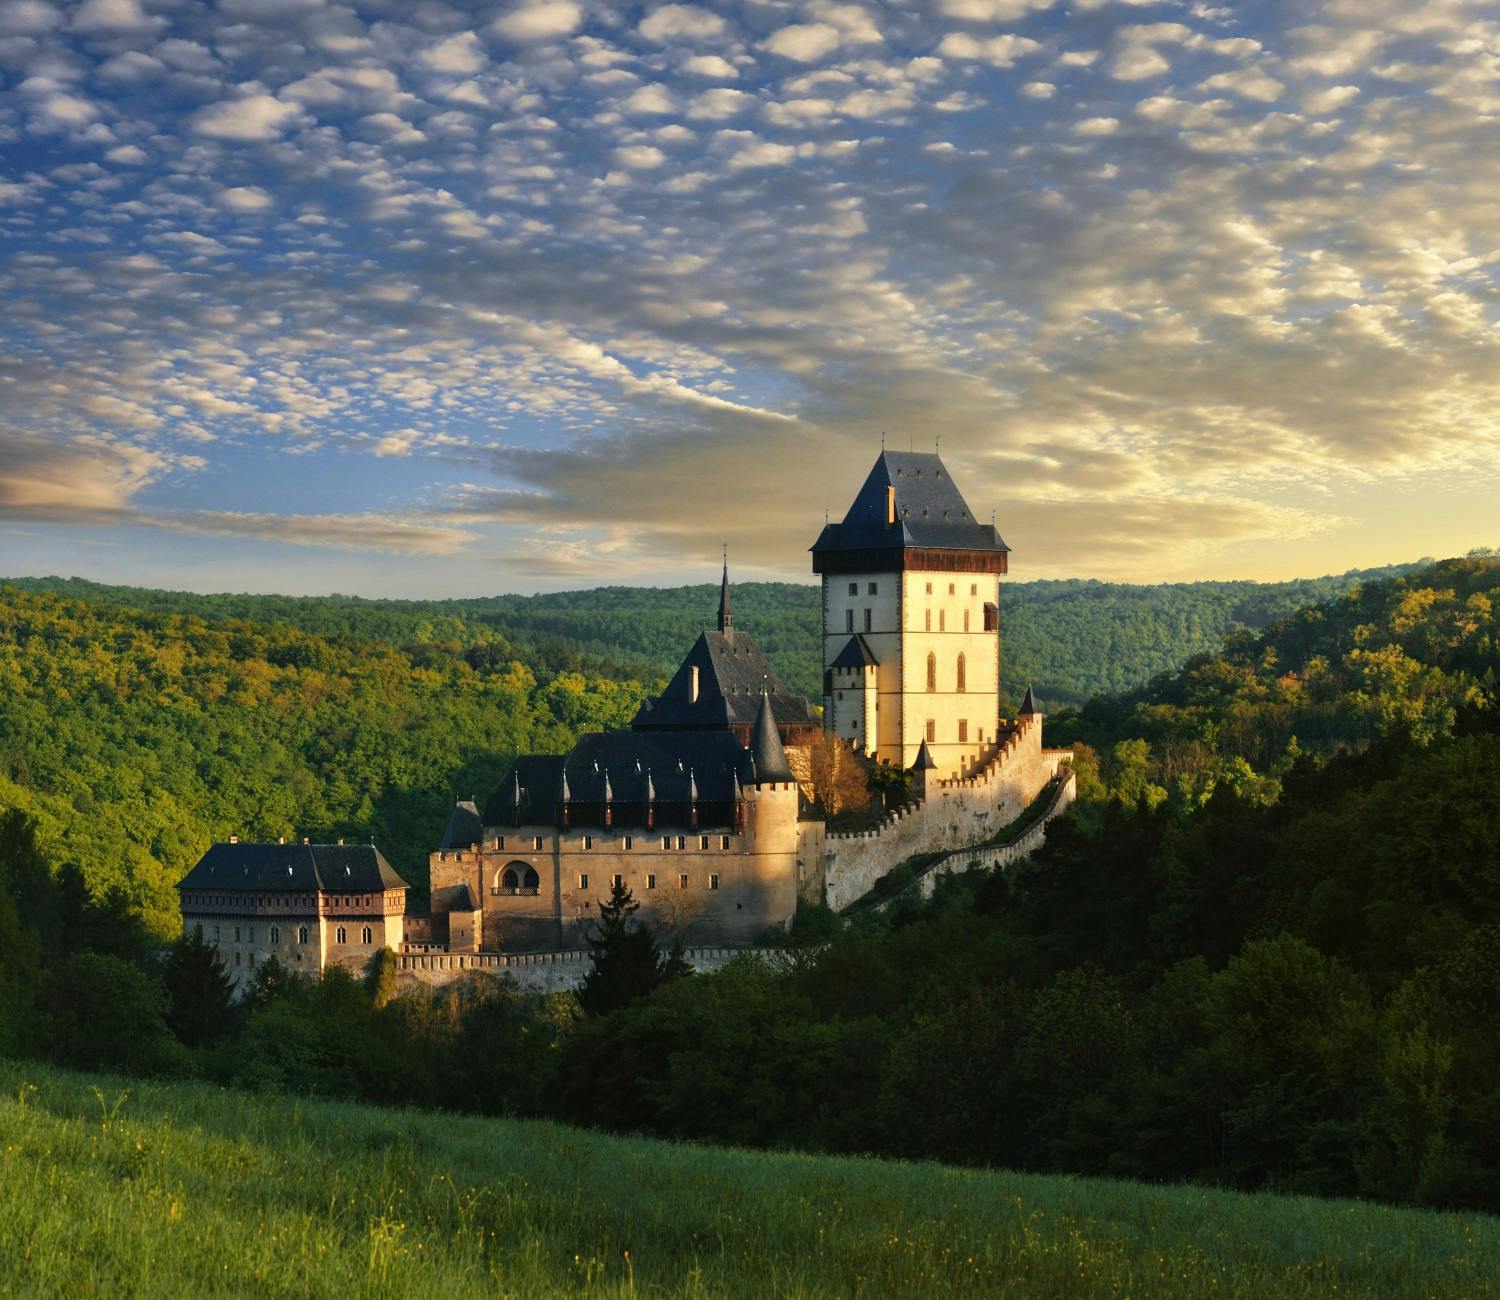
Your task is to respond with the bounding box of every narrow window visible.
[579,872,589,890]
[924,610,932,632]
[709,874,720,890]
[497,835,505,851]
[957,652,966,693]
[234,926,241,943]
[939,609,946,632]
[848,582,858,596]
[863,608,872,632]
[970,583,978,596]
[248,928,255,943]
[235,951,241,966]
[963,609,970,632]
[867,582,877,595]
[949,583,955,595]
[925,582,932,595]
[583,834,593,850]
[532,835,544,851]
[270,926,279,944]
[699,834,710,850]
[662,835,671,850]
[297,926,308,945]
[926,719,936,742]
[679,873,689,888]
[984,603,998,632]
[676,835,686,850]
[611,873,622,888]
[623,835,633,850]
[337,926,346,944]
[720,835,730,850]
[647,873,657,890]
[959,719,969,742]
[926,652,937,692]
[845,609,854,633]
[362,926,372,945]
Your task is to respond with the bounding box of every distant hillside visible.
[6,560,1428,709]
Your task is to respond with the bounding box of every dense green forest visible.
[0,587,649,932]
[3,556,1500,1214]
[7,559,1423,709]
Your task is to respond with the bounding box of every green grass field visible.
[1,1058,1494,1299]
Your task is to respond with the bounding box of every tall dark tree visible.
[163,925,236,1047]
[578,880,685,1016]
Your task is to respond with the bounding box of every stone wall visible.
[820,714,1065,912]
[395,944,801,994]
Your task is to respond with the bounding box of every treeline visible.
[0,587,649,931]
[7,560,1427,710]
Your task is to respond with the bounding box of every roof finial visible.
[880,429,886,450]
[935,434,941,455]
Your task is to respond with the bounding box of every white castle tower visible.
[811,451,1010,781]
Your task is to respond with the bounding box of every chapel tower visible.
[811,450,1010,780]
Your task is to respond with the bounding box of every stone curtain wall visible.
[395,944,801,994]
[821,716,1064,912]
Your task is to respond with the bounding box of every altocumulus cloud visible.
[1,0,1499,591]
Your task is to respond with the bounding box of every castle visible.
[179,450,1072,990]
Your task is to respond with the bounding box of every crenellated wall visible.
[819,714,1067,912]
[395,944,801,993]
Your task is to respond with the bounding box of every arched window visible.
[956,652,967,693]
[926,652,937,692]
[362,925,373,945]
[297,925,308,944]
[498,863,541,895]
[336,926,346,944]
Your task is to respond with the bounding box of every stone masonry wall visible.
[395,944,800,994]
[820,714,1066,912]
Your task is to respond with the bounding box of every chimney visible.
[337,837,344,845]
[278,836,284,844]
[689,665,699,703]
[886,485,896,525]
[229,834,238,844]
[302,837,309,844]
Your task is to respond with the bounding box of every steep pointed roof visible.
[631,628,816,732]
[717,556,733,632]
[909,738,937,771]
[178,842,408,893]
[829,633,879,670]
[811,450,1009,561]
[439,799,482,850]
[1019,684,1040,716]
[749,690,793,782]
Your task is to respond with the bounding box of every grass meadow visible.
[0,1057,1495,1299]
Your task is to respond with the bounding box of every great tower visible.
[811,451,1010,780]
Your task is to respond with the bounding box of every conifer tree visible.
[163,925,236,1047]
[578,879,685,1016]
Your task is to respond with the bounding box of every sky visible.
[1,0,1498,597]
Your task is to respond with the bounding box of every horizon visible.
[5,2,1500,593]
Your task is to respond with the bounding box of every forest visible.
[9,559,1419,710]
[2,555,1498,1213]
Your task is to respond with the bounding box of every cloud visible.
[762,24,842,63]
[638,5,725,43]
[0,2,63,37]
[422,32,487,75]
[68,0,161,36]
[217,185,273,212]
[0,432,165,523]
[192,94,304,141]
[491,1,582,44]
[680,54,738,78]
[162,511,477,555]
[937,33,1042,68]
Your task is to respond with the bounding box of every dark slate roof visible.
[439,800,482,850]
[717,559,732,631]
[450,883,479,912]
[177,843,409,893]
[810,451,1009,557]
[829,633,879,670]
[1019,684,1041,715]
[749,691,794,782]
[482,728,755,828]
[631,629,815,732]
[909,739,937,771]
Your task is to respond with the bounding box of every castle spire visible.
[1019,684,1040,717]
[717,548,733,633]
[749,689,792,783]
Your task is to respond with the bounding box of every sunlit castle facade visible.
[813,452,1009,781]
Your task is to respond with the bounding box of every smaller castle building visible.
[176,840,408,991]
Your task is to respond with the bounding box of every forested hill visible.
[0,587,649,934]
[7,559,1426,708]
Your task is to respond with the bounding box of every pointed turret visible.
[508,769,523,828]
[717,552,733,633]
[749,689,793,782]
[1019,684,1040,717]
[909,739,937,771]
[909,737,939,800]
